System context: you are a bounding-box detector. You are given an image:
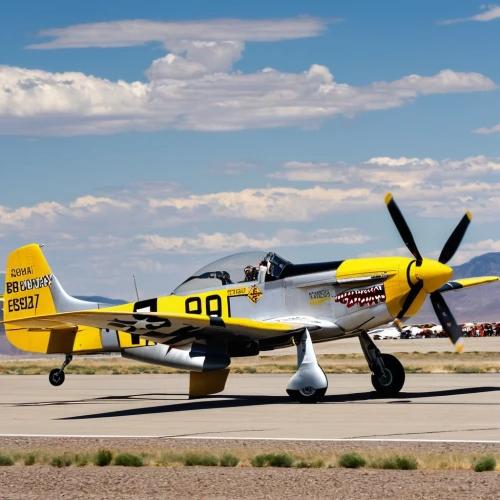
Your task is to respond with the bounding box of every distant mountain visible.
[453,253,500,279]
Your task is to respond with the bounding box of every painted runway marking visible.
[1,434,500,444]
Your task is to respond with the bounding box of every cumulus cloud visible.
[149,185,377,221]
[270,155,500,188]
[268,155,500,221]
[0,65,495,136]
[137,228,371,254]
[438,4,500,24]
[0,16,494,135]
[472,123,500,134]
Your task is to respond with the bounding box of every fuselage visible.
[5,253,453,355]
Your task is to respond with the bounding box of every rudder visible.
[4,244,56,321]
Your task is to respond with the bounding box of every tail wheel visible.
[371,353,405,396]
[49,368,65,387]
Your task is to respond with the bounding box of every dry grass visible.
[0,447,498,471]
[1,351,500,375]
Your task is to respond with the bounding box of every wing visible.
[438,276,499,293]
[1,309,304,344]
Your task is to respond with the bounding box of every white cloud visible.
[268,155,500,222]
[137,228,371,254]
[0,16,494,135]
[438,4,500,24]
[449,239,500,264]
[26,17,334,49]
[270,155,500,190]
[0,65,495,136]
[149,185,377,221]
[472,123,500,134]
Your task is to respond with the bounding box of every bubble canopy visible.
[173,251,291,295]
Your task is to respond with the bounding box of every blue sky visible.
[1,1,499,299]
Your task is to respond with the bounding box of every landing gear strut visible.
[49,354,73,387]
[358,332,405,396]
[286,328,328,403]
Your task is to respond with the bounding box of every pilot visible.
[244,265,258,282]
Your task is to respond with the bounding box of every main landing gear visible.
[358,332,405,396]
[49,354,73,387]
[286,328,328,403]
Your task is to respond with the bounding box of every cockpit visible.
[173,251,291,295]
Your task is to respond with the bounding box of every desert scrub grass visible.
[51,455,72,468]
[157,451,187,466]
[337,452,366,469]
[94,449,113,467]
[184,453,219,467]
[251,453,294,468]
[473,455,497,472]
[114,453,144,467]
[295,459,325,469]
[0,454,14,466]
[75,454,90,467]
[24,454,36,466]
[219,453,240,467]
[374,455,418,470]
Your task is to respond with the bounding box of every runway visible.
[1,373,500,441]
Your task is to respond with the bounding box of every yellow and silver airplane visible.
[2,194,499,402]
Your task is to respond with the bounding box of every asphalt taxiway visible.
[1,373,499,441]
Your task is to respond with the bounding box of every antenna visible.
[132,275,140,302]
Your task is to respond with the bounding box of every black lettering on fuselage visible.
[185,295,222,317]
[7,294,39,313]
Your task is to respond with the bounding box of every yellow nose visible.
[412,259,453,293]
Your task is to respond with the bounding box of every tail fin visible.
[4,244,116,354]
[4,244,101,322]
[4,244,57,321]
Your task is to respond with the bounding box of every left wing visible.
[438,276,499,293]
[1,309,305,343]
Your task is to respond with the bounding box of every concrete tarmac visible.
[1,374,499,441]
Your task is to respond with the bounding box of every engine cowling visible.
[121,343,230,372]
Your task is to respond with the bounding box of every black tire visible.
[286,387,327,404]
[49,368,65,387]
[371,354,405,396]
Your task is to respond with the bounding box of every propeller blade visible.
[430,291,464,352]
[396,280,424,319]
[384,193,423,264]
[438,212,472,264]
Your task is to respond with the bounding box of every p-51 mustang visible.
[2,194,499,402]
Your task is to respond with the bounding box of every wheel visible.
[371,354,405,396]
[49,368,65,387]
[286,386,327,404]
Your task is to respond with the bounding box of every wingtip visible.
[455,342,464,354]
[466,211,472,222]
[384,192,393,206]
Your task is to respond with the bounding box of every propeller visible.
[385,193,423,265]
[384,193,471,352]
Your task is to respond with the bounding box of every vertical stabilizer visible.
[4,244,56,321]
